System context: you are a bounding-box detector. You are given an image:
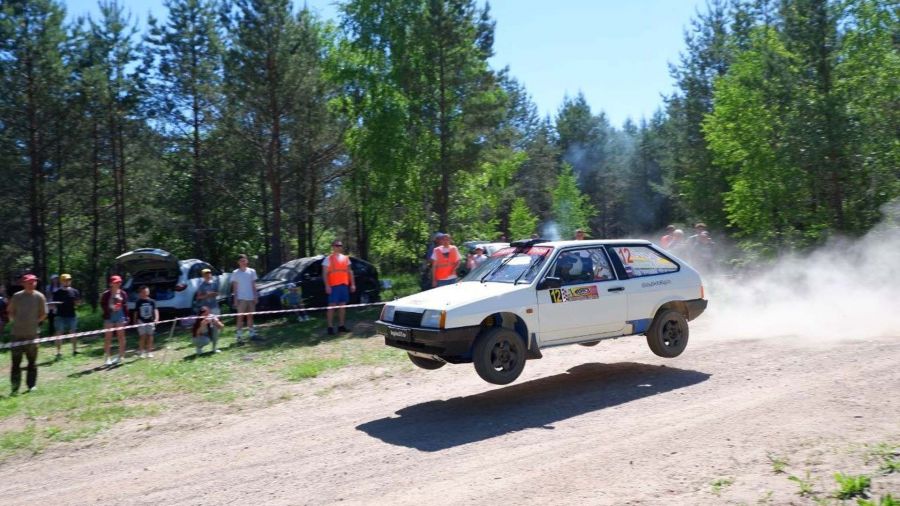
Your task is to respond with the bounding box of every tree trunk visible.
[266,50,284,271]
[436,40,450,233]
[191,89,207,259]
[89,120,101,310]
[25,53,47,284]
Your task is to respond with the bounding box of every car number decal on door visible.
[549,285,600,303]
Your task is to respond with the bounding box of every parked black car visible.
[255,255,381,311]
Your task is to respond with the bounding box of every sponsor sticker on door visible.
[549,285,600,303]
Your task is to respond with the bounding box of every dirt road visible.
[2,323,898,505]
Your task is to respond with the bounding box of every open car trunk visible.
[114,248,181,301]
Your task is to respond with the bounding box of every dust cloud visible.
[699,203,900,342]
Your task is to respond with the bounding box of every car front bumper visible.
[375,320,481,363]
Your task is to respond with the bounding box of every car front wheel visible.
[646,309,689,358]
[407,353,445,370]
[473,328,526,385]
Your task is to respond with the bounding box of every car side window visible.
[610,246,678,278]
[551,247,614,286]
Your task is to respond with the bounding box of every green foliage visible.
[767,452,789,474]
[856,494,897,506]
[284,358,349,380]
[833,472,871,499]
[1,0,898,287]
[710,477,734,495]
[451,152,525,241]
[788,471,816,496]
[508,197,539,240]
[551,164,595,239]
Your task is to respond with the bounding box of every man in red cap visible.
[100,275,128,365]
[6,274,46,394]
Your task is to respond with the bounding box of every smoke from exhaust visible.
[698,202,900,342]
[541,222,561,241]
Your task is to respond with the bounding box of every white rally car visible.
[376,238,708,385]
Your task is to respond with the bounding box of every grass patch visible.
[285,358,349,380]
[0,425,40,455]
[856,494,898,506]
[832,472,871,499]
[711,477,734,495]
[865,443,900,475]
[788,472,816,497]
[767,452,789,474]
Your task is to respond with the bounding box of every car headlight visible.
[381,305,396,322]
[421,309,446,329]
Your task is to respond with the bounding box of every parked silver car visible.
[115,248,231,316]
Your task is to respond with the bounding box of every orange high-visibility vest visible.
[326,254,351,286]
[433,247,460,281]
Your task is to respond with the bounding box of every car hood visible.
[391,281,527,311]
[115,249,180,276]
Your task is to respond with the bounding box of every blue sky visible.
[64,0,707,128]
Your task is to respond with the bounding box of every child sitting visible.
[191,306,224,354]
[281,283,310,322]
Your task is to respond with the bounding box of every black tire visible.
[646,309,689,358]
[578,341,599,347]
[407,353,446,370]
[473,328,527,385]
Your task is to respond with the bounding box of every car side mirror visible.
[537,276,562,290]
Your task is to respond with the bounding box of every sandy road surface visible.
[2,325,898,505]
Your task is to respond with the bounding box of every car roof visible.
[511,239,652,248]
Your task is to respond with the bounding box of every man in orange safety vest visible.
[431,233,461,288]
[324,240,356,335]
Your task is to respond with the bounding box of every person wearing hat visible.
[574,228,587,240]
[466,246,488,271]
[52,273,82,358]
[324,240,356,335]
[100,275,128,365]
[7,274,46,394]
[196,268,220,315]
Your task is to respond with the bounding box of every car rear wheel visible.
[407,353,445,370]
[646,309,689,358]
[473,328,526,385]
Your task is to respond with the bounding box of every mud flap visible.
[526,332,543,359]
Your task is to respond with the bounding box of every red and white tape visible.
[0,301,385,350]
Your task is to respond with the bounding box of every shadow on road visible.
[356,362,710,452]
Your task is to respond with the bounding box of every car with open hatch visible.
[375,238,708,384]
[115,248,231,317]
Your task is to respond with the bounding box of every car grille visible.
[393,310,423,327]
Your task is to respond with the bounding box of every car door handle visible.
[607,287,625,292]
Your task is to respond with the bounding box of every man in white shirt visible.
[230,254,259,343]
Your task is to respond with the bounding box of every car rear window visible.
[610,246,678,278]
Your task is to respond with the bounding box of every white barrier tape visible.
[0,300,385,350]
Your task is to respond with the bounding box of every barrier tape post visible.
[0,300,386,350]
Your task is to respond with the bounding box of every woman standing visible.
[101,275,128,365]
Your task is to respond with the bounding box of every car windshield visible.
[260,265,297,282]
[462,246,553,284]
